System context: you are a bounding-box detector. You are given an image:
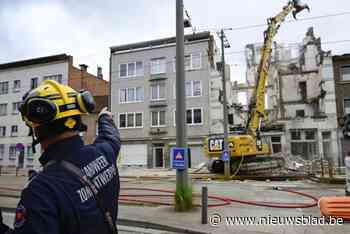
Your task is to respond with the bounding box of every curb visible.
[1,206,209,234]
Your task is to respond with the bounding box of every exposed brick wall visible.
[68,59,109,96]
[67,58,109,145]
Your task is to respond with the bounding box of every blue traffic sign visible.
[221,150,230,162]
[171,147,188,170]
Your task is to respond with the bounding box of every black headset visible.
[19,90,96,125]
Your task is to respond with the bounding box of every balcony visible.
[149,73,167,82]
[149,99,168,108]
[149,127,168,135]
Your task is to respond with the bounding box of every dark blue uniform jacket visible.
[13,114,121,234]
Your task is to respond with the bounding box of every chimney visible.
[79,64,88,72]
[97,66,103,79]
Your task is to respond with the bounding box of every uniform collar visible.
[39,135,84,166]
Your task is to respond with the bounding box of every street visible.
[1,172,349,234]
[1,212,177,234]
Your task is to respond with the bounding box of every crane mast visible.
[247,0,310,140]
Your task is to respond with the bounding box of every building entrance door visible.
[153,147,164,168]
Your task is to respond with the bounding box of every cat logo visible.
[208,138,224,152]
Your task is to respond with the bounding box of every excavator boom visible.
[204,1,310,174]
[247,0,310,137]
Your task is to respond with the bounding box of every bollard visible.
[328,159,333,178]
[201,186,208,224]
[320,159,324,178]
[346,156,350,196]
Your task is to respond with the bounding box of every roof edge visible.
[110,31,211,53]
[0,54,71,70]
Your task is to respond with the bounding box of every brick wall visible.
[68,60,109,96]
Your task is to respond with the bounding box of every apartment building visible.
[332,54,350,164]
[110,32,228,168]
[0,54,108,169]
[236,27,340,165]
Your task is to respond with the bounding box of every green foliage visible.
[174,184,193,212]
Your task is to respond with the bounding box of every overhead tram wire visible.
[197,11,350,32]
[56,11,350,66]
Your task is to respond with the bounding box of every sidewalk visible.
[0,175,349,234]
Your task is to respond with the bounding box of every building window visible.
[228,114,234,125]
[12,102,21,115]
[0,82,9,95]
[27,145,34,159]
[119,87,144,103]
[341,65,350,81]
[0,126,5,137]
[9,145,16,160]
[0,104,7,116]
[291,131,301,140]
[322,131,332,159]
[181,81,202,98]
[13,80,21,92]
[290,129,318,160]
[0,144,4,160]
[298,81,307,101]
[296,110,305,118]
[191,53,201,69]
[119,62,143,78]
[119,112,143,129]
[271,136,282,153]
[174,53,202,72]
[11,125,18,137]
[119,114,126,128]
[43,74,63,83]
[305,130,316,140]
[31,78,38,89]
[344,98,350,114]
[150,58,166,74]
[150,83,165,100]
[174,108,203,125]
[151,111,166,127]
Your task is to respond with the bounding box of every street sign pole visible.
[175,0,191,211]
[219,29,231,180]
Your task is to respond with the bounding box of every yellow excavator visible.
[204,0,310,174]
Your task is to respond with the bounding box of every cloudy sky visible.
[1,0,350,82]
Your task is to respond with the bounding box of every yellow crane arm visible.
[247,0,309,136]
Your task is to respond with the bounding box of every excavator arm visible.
[247,0,310,142]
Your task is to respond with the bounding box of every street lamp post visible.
[175,0,192,211]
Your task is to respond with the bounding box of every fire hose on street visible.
[0,186,318,209]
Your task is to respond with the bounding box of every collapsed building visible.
[233,27,340,166]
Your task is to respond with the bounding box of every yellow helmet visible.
[19,80,95,128]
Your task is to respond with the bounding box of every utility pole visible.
[219,29,232,180]
[175,0,191,211]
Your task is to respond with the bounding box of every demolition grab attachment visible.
[292,0,310,19]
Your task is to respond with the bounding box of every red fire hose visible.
[0,186,318,209]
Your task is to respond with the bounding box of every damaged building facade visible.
[235,27,340,165]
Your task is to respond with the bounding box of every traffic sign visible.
[221,150,230,162]
[171,147,188,170]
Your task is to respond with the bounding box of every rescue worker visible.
[9,80,120,233]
